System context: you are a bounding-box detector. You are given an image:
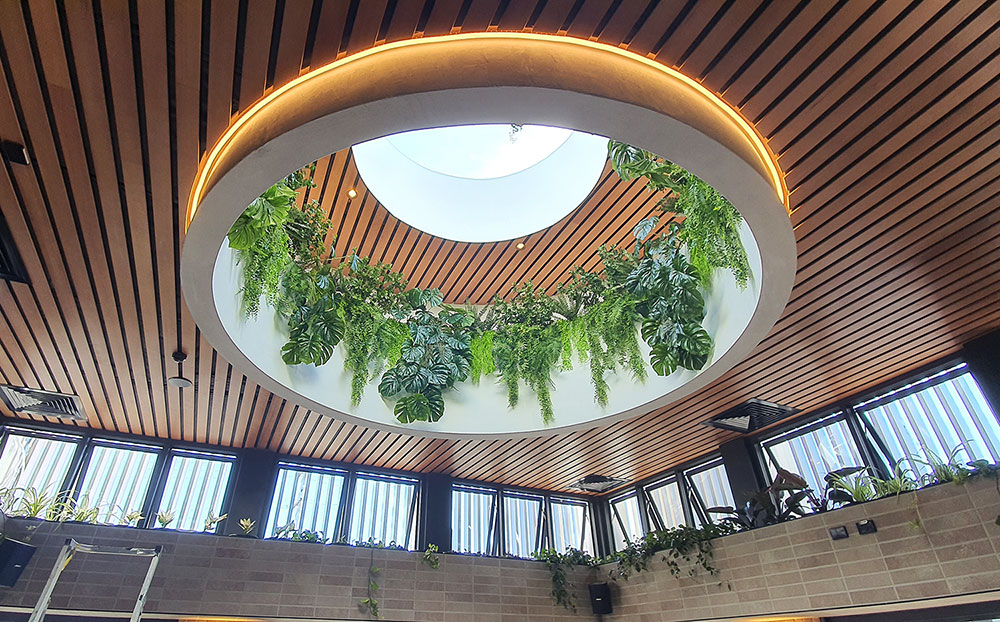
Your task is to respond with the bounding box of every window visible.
[685,459,734,525]
[0,430,80,513]
[857,365,1000,479]
[609,492,643,548]
[157,450,234,531]
[646,477,685,529]
[452,485,497,554]
[348,472,418,548]
[550,498,593,554]
[266,463,346,539]
[503,492,543,558]
[76,440,159,524]
[762,413,866,496]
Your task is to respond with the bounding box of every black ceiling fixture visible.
[703,398,800,433]
[167,350,193,389]
[0,211,29,284]
[0,140,29,166]
[570,474,628,493]
[0,385,87,422]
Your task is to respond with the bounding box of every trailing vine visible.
[228,140,751,425]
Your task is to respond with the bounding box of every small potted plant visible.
[155,510,176,529]
[230,518,258,539]
[204,511,227,533]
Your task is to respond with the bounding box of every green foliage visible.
[534,548,596,611]
[608,139,751,288]
[610,522,732,581]
[421,543,441,569]
[469,330,496,383]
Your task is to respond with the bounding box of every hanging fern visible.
[469,330,496,383]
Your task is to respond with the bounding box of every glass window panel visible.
[77,442,159,524]
[763,414,866,497]
[0,432,80,514]
[348,473,418,549]
[857,367,1000,480]
[687,460,734,526]
[157,451,234,531]
[452,485,497,554]
[647,479,685,529]
[550,498,593,554]
[265,463,346,539]
[610,493,643,549]
[503,492,543,558]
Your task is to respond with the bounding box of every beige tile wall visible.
[1,479,998,621]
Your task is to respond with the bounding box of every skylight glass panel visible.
[348,473,418,548]
[647,478,686,529]
[857,366,1000,479]
[77,441,159,524]
[503,492,543,558]
[265,463,346,539]
[157,450,234,531]
[0,431,80,514]
[550,498,593,555]
[610,492,643,549]
[452,485,497,555]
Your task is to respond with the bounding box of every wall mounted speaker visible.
[0,538,36,587]
[589,582,613,615]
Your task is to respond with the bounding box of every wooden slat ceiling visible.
[1,0,998,493]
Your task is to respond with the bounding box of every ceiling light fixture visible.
[167,351,193,389]
[347,188,357,199]
[516,242,525,249]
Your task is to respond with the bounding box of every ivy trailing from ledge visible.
[227,141,752,425]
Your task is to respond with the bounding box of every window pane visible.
[763,414,866,496]
[647,479,685,529]
[503,493,542,558]
[77,442,158,524]
[610,493,643,549]
[452,485,497,554]
[158,451,234,531]
[687,460,734,526]
[0,432,79,513]
[858,367,1000,479]
[266,464,346,539]
[348,473,418,548]
[550,498,593,554]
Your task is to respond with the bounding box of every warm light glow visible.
[516,242,525,249]
[187,32,787,231]
[347,188,357,198]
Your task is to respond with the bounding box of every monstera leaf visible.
[227,212,265,250]
[280,302,344,366]
[677,323,712,355]
[676,348,709,371]
[393,389,445,423]
[650,344,678,376]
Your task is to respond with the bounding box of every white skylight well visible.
[351,124,608,243]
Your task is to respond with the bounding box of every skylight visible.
[351,124,607,243]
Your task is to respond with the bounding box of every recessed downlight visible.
[347,188,357,199]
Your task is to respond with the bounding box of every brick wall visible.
[603,478,1000,621]
[1,479,998,621]
[0,522,593,621]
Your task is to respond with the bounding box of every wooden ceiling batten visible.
[0,0,995,493]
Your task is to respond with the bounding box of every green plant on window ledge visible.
[227,139,752,426]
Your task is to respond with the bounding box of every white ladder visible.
[28,538,162,622]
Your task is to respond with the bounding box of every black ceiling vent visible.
[0,211,28,283]
[703,399,799,433]
[0,385,86,422]
[570,474,628,493]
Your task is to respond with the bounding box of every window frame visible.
[346,470,420,549]
[0,426,86,501]
[71,438,163,525]
[151,448,238,532]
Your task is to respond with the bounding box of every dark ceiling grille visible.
[0,386,86,422]
[704,399,800,434]
[570,474,629,493]
[0,212,28,284]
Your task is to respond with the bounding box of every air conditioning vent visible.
[570,474,628,493]
[704,398,799,433]
[0,212,28,283]
[0,386,86,422]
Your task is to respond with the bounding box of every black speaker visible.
[0,538,36,587]
[588,582,612,615]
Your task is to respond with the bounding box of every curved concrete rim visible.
[181,33,797,440]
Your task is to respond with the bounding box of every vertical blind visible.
[646,478,685,529]
[687,460,734,525]
[763,414,866,497]
[451,486,497,554]
[77,442,158,524]
[610,493,643,547]
[0,432,79,509]
[550,498,593,554]
[348,473,418,548]
[157,451,234,531]
[858,367,1000,479]
[266,464,346,538]
[503,492,543,558]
